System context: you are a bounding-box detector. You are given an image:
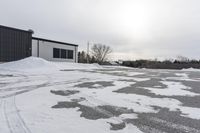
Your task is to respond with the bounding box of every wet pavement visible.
[51,68,200,133]
[2,67,200,133]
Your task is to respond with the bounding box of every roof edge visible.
[0,25,33,33]
[32,37,78,47]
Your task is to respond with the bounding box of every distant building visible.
[0,25,78,62]
[32,37,78,62]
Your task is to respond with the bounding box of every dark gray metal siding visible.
[0,25,32,62]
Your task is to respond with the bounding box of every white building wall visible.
[32,39,78,62]
[32,39,38,57]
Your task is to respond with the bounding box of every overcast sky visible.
[0,0,200,60]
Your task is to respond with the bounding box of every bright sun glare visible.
[115,2,151,40]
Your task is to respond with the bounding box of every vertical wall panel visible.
[0,25,32,62]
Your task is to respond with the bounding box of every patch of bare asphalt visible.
[120,78,167,89]
[125,107,200,133]
[97,68,133,72]
[114,83,200,108]
[52,102,133,120]
[60,69,76,72]
[52,101,200,132]
[172,96,200,108]
[108,122,126,130]
[77,69,142,77]
[74,81,114,89]
[50,90,80,96]
[79,68,186,79]
[0,83,8,87]
[118,79,137,82]
[133,71,180,79]
[53,101,111,120]
[166,79,200,94]
[186,71,200,80]
[52,101,134,130]
[71,97,86,102]
[0,74,13,77]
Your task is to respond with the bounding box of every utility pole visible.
[87,41,90,63]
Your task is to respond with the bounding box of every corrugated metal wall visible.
[0,26,32,62]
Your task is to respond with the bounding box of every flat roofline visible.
[0,25,33,33]
[32,37,78,47]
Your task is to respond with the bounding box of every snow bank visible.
[0,57,56,72]
[181,68,200,72]
[0,57,101,73]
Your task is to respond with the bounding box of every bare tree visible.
[91,44,112,64]
[176,55,190,62]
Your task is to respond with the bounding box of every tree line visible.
[78,45,200,70]
[122,56,200,69]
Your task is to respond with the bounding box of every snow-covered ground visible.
[0,57,200,133]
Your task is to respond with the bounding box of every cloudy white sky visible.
[0,0,200,60]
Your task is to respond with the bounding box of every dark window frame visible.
[67,50,74,59]
[53,48,60,58]
[53,48,74,59]
[61,49,67,59]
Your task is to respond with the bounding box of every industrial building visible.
[0,25,78,62]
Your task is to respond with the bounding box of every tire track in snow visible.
[0,75,91,133]
[0,74,51,133]
[0,82,49,98]
[0,77,90,99]
[0,99,9,133]
[0,99,11,133]
[4,96,31,133]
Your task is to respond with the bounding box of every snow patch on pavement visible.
[144,81,199,96]
[15,82,143,133]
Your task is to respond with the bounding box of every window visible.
[53,48,60,58]
[67,50,73,59]
[61,49,66,59]
[53,48,74,59]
